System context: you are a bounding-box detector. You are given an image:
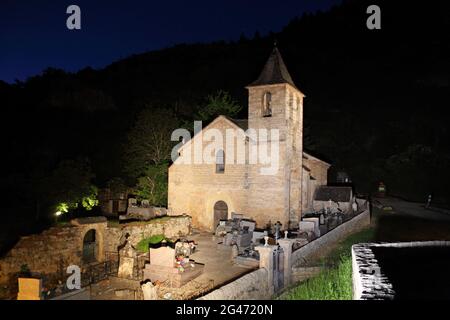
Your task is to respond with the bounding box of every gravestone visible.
[240,220,256,232]
[118,240,137,279]
[150,246,175,267]
[144,245,204,287]
[252,231,267,244]
[299,221,315,233]
[303,218,320,237]
[17,278,42,300]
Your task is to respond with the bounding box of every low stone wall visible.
[292,208,371,267]
[352,241,450,300]
[198,268,270,300]
[105,215,191,252]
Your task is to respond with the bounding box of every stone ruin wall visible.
[104,215,192,252]
[0,226,84,290]
[0,215,192,292]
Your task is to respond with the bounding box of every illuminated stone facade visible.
[168,47,330,231]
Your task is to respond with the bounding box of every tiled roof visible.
[227,118,248,130]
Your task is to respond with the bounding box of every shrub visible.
[136,234,167,252]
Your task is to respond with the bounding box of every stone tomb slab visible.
[145,246,204,287]
[143,263,204,288]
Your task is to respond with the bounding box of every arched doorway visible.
[82,229,97,264]
[213,201,228,230]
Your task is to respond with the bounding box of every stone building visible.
[168,46,330,231]
[313,186,353,213]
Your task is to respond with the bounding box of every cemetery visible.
[0,193,372,300]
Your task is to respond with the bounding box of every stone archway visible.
[82,229,98,264]
[213,201,228,231]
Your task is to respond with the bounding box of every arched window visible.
[262,92,272,117]
[216,149,225,173]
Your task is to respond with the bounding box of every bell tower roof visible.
[247,45,298,89]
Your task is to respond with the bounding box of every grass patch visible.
[279,227,375,300]
[281,255,353,300]
[136,234,167,253]
[320,227,376,267]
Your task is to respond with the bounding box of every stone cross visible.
[264,236,269,246]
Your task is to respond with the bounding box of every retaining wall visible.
[198,268,270,300]
[292,208,371,267]
[352,241,450,300]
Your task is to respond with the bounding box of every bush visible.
[136,234,167,252]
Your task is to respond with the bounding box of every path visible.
[374,197,450,222]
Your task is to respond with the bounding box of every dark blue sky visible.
[0,0,340,83]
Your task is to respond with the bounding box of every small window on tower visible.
[216,149,225,173]
[262,92,272,117]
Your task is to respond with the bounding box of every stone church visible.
[168,46,330,231]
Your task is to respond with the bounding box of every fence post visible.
[255,245,277,296]
[277,239,295,288]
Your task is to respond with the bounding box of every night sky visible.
[0,0,340,83]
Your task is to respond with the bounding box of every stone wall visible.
[168,116,250,231]
[105,215,192,252]
[0,215,191,293]
[352,241,450,300]
[292,208,371,267]
[198,268,270,300]
[0,220,108,289]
